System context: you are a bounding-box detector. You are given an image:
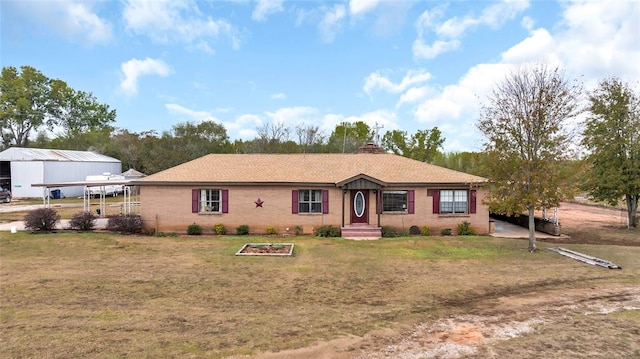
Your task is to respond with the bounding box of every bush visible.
[236,224,250,235]
[421,226,431,236]
[106,214,143,234]
[214,223,226,235]
[23,208,61,232]
[157,232,178,237]
[457,221,475,235]
[409,225,421,235]
[187,223,202,235]
[440,228,452,236]
[294,225,303,235]
[68,211,96,231]
[381,226,398,238]
[266,226,277,235]
[315,225,340,237]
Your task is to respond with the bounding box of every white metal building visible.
[0,147,121,198]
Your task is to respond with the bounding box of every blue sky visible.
[2,0,639,151]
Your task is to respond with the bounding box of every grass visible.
[1,231,639,358]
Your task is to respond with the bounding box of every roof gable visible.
[137,153,486,186]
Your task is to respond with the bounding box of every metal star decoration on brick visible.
[255,198,264,207]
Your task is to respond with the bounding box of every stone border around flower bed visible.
[235,243,295,256]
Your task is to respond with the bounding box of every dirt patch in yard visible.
[248,203,640,359]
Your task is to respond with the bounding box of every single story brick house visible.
[134,146,489,237]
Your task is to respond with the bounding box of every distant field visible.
[1,231,638,358]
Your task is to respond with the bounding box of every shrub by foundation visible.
[314,225,340,237]
[457,221,475,235]
[214,223,226,235]
[236,224,250,235]
[187,223,202,235]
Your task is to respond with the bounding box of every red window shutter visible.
[432,190,440,214]
[222,189,229,213]
[292,190,298,214]
[322,190,329,214]
[470,189,477,214]
[408,190,415,214]
[192,189,199,213]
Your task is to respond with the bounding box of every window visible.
[201,189,221,213]
[292,190,329,214]
[440,190,468,214]
[383,191,407,212]
[299,189,322,213]
[192,189,228,214]
[380,190,415,214]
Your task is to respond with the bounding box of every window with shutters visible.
[298,189,323,213]
[382,191,407,212]
[292,189,329,214]
[440,190,468,214]
[192,189,228,214]
[380,190,415,214]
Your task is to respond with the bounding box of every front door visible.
[350,190,369,224]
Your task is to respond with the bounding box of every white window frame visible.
[440,190,468,214]
[299,189,322,213]
[200,189,222,213]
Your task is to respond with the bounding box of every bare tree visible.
[478,63,582,251]
[294,123,325,152]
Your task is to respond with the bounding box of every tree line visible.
[2,64,639,240]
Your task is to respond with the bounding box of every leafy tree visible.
[581,78,640,228]
[326,121,373,153]
[52,86,116,139]
[432,151,485,176]
[381,127,444,162]
[478,63,581,251]
[171,120,231,158]
[0,66,53,148]
[0,65,116,149]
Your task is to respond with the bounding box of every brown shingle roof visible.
[136,153,486,186]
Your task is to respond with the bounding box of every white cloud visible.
[8,0,113,45]
[413,0,529,60]
[349,0,381,16]
[270,92,287,100]
[436,0,530,38]
[412,39,460,60]
[319,4,346,43]
[521,16,535,31]
[66,2,113,44]
[397,87,431,108]
[165,103,220,123]
[122,0,239,52]
[555,0,640,82]
[265,107,318,124]
[501,28,556,64]
[120,58,172,96]
[363,69,432,96]
[252,0,285,22]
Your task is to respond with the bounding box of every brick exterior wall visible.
[140,185,489,235]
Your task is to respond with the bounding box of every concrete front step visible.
[341,225,382,240]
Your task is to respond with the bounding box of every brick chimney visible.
[357,142,385,154]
